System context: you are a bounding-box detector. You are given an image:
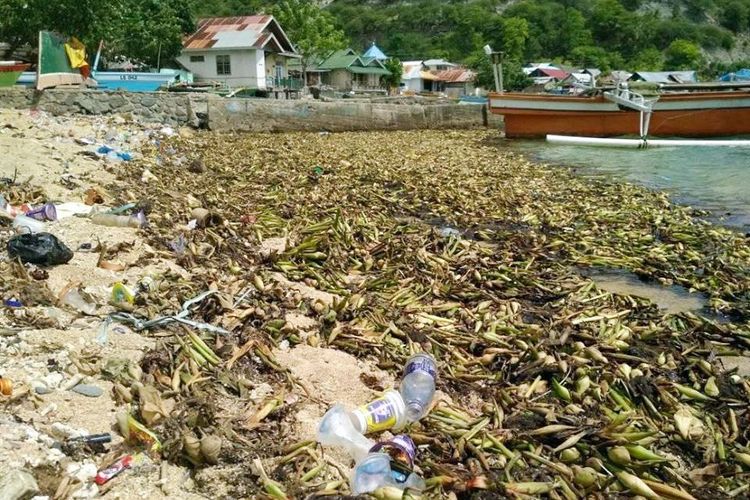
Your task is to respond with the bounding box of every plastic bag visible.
[7,232,74,266]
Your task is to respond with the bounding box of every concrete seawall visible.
[208,96,499,132]
[0,88,501,132]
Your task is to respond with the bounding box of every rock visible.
[0,468,40,500]
[140,96,157,108]
[34,386,53,395]
[71,384,104,398]
[719,356,750,377]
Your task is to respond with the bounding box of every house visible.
[317,48,390,92]
[432,68,476,97]
[559,72,594,91]
[363,43,388,61]
[423,59,458,71]
[522,62,558,75]
[629,71,698,84]
[400,60,474,95]
[527,67,570,85]
[177,16,301,90]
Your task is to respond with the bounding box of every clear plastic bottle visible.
[350,452,425,495]
[90,212,145,228]
[317,404,375,462]
[400,353,438,422]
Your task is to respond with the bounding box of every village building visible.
[628,71,698,84]
[316,48,390,92]
[526,66,570,85]
[177,15,301,91]
[400,60,475,96]
[362,43,388,61]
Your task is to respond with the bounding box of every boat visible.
[18,67,186,92]
[0,61,30,87]
[489,82,750,139]
[21,32,189,91]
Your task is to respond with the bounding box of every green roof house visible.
[317,48,390,92]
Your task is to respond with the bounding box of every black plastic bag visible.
[7,232,74,266]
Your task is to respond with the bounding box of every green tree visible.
[664,39,703,69]
[628,47,664,70]
[0,0,193,66]
[720,1,750,32]
[501,17,529,61]
[570,46,625,71]
[271,0,347,85]
[381,58,403,93]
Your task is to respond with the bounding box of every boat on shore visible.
[489,82,750,139]
[0,62,30,87]
[18,68,186,92]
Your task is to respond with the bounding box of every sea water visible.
[511,140,750,229]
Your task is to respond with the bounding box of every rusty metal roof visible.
[182,16,297,54]
[433,68,476,83]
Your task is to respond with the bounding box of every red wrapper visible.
[94,455,133,485]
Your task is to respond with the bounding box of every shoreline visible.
[1,116,749,498]
[509,138,750,231]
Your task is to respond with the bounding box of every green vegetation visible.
[3,0,750,82]
[270,0,347,85]
[0,0,192,67]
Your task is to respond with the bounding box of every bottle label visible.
[358,396,398,433]
[404,355,437,379]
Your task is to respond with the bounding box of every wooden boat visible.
[489,83,750,138]
[0,62,30,87]
[19,70,184,92]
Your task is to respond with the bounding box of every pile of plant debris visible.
[107,129,749,499]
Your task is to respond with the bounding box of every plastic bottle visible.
[317,404,375,462]
[350,452,425,495]
[400,353,438,422]
[12,214,46,234]
[349,389,407,434]
[90,212,145,229]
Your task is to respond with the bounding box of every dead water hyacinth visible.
[105,129,750,498]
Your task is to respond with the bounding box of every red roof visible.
[530,67,570,79]
[182,16,295,54]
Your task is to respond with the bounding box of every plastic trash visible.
[95,453,149,485]
[25,203,57,221]
[317,404,376,462]
[350,452,425,495]
[12,214,46,234]
[112,282,135,304]
[55,202,93,219]
[90,212,146,228]
[7,232,73,265]
[400,353,438,422]
[350,389,407,434]
[4,298,22,308]
[61,287,97,315]
[0,377,12,395]
[370,434,418,469]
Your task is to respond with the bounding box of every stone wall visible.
[0,88,203,126]
[208,97,498,132]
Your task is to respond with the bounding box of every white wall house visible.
[177,15,301,90]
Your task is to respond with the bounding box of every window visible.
[216,55,231,75]
[189,55,204,63]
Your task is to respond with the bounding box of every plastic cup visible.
[25,203,57,221]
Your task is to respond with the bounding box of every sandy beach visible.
[1,108,749,499]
